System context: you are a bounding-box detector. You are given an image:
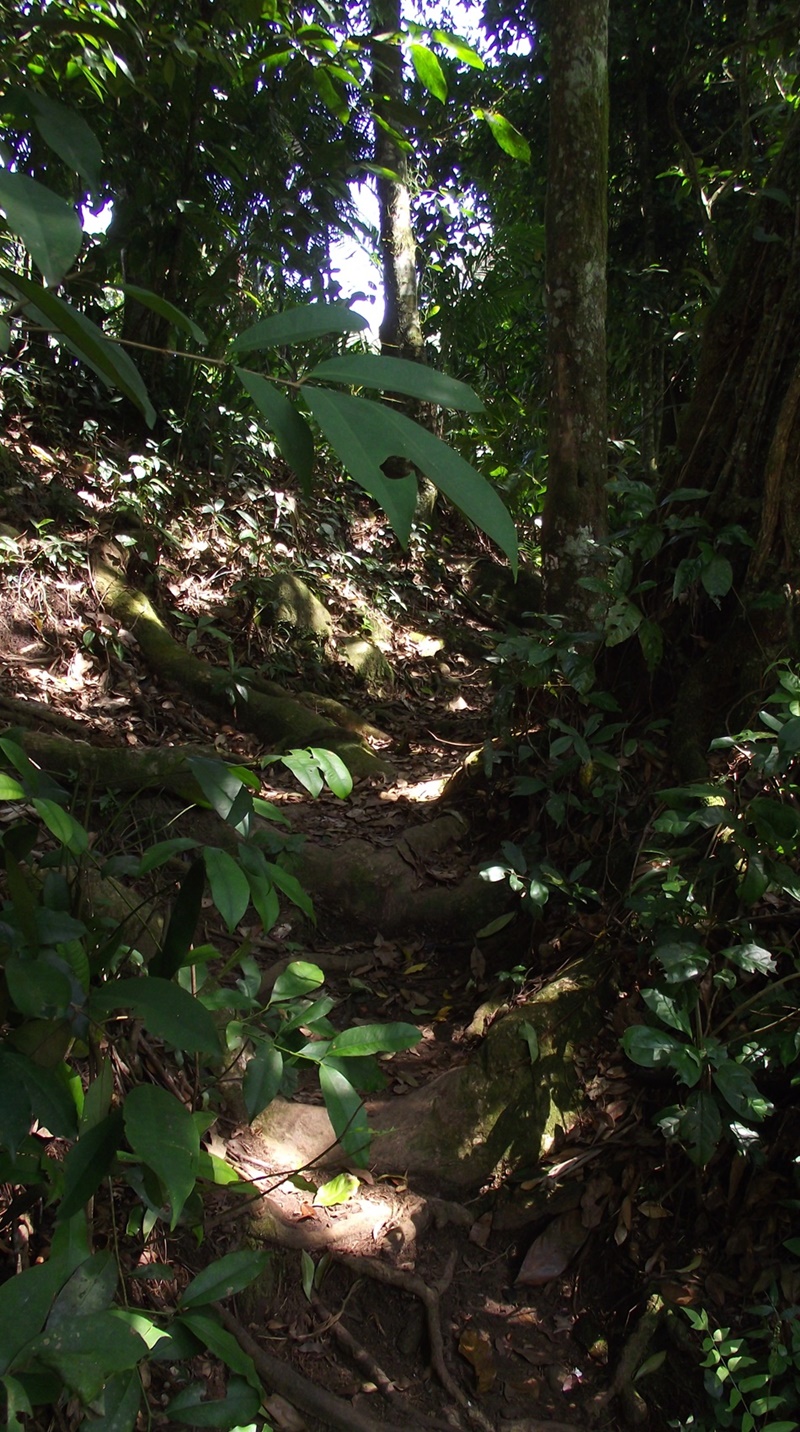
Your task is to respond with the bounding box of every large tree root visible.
[91,543,391,779]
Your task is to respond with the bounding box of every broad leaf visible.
[713,1061,771,1120]
[474,109,531,162]
[188,756,254,830]
[203,846,251,932]
[91,977,220,1056]
[641,988,692,1036]
[177,1313,261,1389]
[0,269,155,425]
[622,1025,684,1068]
[85,1368,141,1432]
[409,43,447,101]
[264,860,315,920]
[306,354,484,411]
[678,1091,722,1166]
[305,387,518,568]
[124,1085,199,1227]
[721,942,776,975]
[136,838,199,875]
[179,1250,270,1310]
[314,1172,359,1207]
[700,552,733,599]
[166,1375,261,1427]
[236,368,315,492]
[0,171,82,285]
[327,1023,420,1057]
[243,1042,284,1121]
[0,1259,71,1376]
[25,91,102,190]
[31,799,88,854]
[270,961,324,1002]
[231,301,367,354]
[149,858,205,978]
[433,29,485,68]
[120,283,207,347]
[46,1251,117,1327]
[22,1313,146,1404]
[5,955,72,1019]
[319,1060,370,1165]
[58,1112,124,1221]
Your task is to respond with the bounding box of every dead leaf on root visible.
[515,1208,588,1287]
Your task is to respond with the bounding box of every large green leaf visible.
[0,1260,71,1375]
[58,1112,124,1221]
[46,1251,117,1328]
[187,756,255,830]
[23,91,103,190]
[21,1313,146,1404]
[306,354,484,412]
[84,1368,141,1432]
[91,977,220,1056]
[236,367,315,491]
[243,1042,284,1121]
[178,1249,270,1310]
[318,1061,370,1165]
[433,29,485,68]
[174,1314,261,1389]
[327,1023,421,1057]
[165,1375,261,1427]
[409,43,447,101]
[148,858,205,979]
[203,846,251,933]
[124,1085,199,1228]
[474,109,531,162]
[304,387,518,567]
[231,301,367,355]
[0,172,82,285]
[120,284,207,348]
[0,269,155,425]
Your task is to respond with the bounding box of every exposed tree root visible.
[91,543,392,779]
[590,1292,664,1425]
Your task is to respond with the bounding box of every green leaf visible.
[604,598,642,647]
[264,860,315,921]
[700,552,733,600]
[641,988,692,1036]
[679,1090,722,1166]
[721,942,776,975]
[179,1250,270,1310]
[0,269,155,425]
[203,846,251,933]
[231,301,367,354]
[306,354,483,412]
[21,1313,146,1404]
[135,837,199,875]
[518,1020,539,1064]
[474,109,531,162]
[0,1259,71,1376]
[622,1025,685,1068]
[307,747,353,799]
[166,1375,261,1427]
[91,977,221,1056]
[243,1042,284,1121]
[0,171,82,285]
[236,367,315,493]
[408,43,447,101]
[327,1023,420,1057]
[25,91,102,189]
[280,746,353,799]
[58,1112,124,1221]
[1,1372,32,1430]
[124,1085,200,1228]
[0,773,24,798]
[84,1368,141,1432]
[120,284,207,347]
[46,1251,117,1327]
[5,955,72,1019]
[319,1061,370,1165]
[314,1172,359,1207]
[432,30,485,68]
[270,960,324,1002]
[313,66,349,122]
[713,1061,771,1120]
[187,757,253,832]
[149,858,205,978]
[176,1313,261,1390]
[304,387,517,568]
[31,799,88,854]
[9,1052,78,1142]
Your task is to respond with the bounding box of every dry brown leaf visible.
[458,1327,496,1394]
[515,1208,588,1287]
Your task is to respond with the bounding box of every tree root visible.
[591,1292,663,1425]
[213,1302,416,1432]
[332,1250,495,1432]
[91,543,392,779]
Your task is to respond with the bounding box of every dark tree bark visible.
[541,0,610,618]
[666,113,800,771]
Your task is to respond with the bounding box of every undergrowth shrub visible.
[0,737,419,1429]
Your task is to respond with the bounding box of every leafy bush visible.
[0,737,419,1428]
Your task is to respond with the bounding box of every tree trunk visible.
[370,0,438,523]
[541,0,610,617]
[667,113,800,772]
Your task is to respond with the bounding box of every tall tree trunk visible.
[370,0,437,523]
[541,0,610,617]
[666,113,800,773]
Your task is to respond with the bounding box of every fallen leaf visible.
[515,1209,588,1287]
[458,1327,496,1394]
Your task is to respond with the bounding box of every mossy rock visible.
[260,572,332,638]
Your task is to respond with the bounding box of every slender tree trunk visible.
[541,0,610,617]
[370,0,438,522]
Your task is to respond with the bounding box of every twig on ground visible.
[333,1250,494,1432]
[213,1301,416,1432]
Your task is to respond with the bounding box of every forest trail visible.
[0,437,796,1432]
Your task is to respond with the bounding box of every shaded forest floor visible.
[1,424,799,1432]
